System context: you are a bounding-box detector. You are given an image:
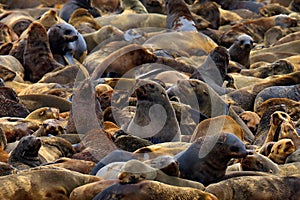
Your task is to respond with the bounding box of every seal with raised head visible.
[268,138,296,164]
[23,22,63,82]
[175,133,248,186]
[126,79,181,144]
[8,135,42,170]
[48,22,87,64]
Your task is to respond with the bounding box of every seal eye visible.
[64,29,72,35]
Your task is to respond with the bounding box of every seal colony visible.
[0,0,300,199]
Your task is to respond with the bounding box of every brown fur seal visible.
[93,180,217,200]
[190,115,244,142]
[262,111,294,145]
[126,79,181,143]
[69,8,101,34]
[117,159,205,189]
[241,152,300,176]
[279,121,300,149]
[228,34,254,68]
[268,138,296,164]
[43,157,96,174]
[0,166,101,200]
[205,174,300,200]
[23,22,63,82]
[8,135,42,170]
[239,111,260,134]
[165,0,198,31]
[120,0,148,14]
[241,60,295,79]
[36,9,64,31]
[59,0,101,22]
[70,179,119,200]
[0,86,30,118]
[175,133,248,185]
[223,71,300,111]
[254,84,300,111]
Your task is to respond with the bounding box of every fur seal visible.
[48,22,87,64]
[165,0,198,31]
[8,135,42,170]
[175,133,248,185]
[190,115,244,142]
[117,159,205,189]
[228,34,254,68]
[120,0,148,14]
[0,86,30,118]
[268,138,296,164]
[279,121,300,149]
[126,79,181,143]
[0,167,101,200]
[59,0,101,22]
[205,174,300,200]
[241,60,295,79]
[69,8,101,34]
[262,111,294,145]
[254,84,300,111]
[239,111,260,134]
[23,22,63,82]
[93,180,218,200]
[70,179,119,200]
[223,71,300,111]
[241,152,300,176]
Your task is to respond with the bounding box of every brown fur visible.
[69,8,101,34]
[223,71,300,111]
[93,180,217,200]
[279,122,300,149]
[36,9,63,30]
[45,157,96,174]
[165,0,198,31]
[70,179,118,200]
[239,111,261,134]
[190,115,244,142]
[268,138,296,164]
[206,174,300,200]
[0,167,101,200]
[23,22,63,82]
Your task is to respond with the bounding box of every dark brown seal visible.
[175,133,248,186]
[126,79,181,143]
[8,135,42,170]
[93,180,218,200]
[23,22,63,82]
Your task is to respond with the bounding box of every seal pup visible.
[175,133,248,185]
[93,180,218,200]
[59,0,101,22]
[279,121,300,149]
[8,135,42,170]
[228,34,254,68]
[126,79,181,143]
[165,0,198,31]
[23,22,63,82]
